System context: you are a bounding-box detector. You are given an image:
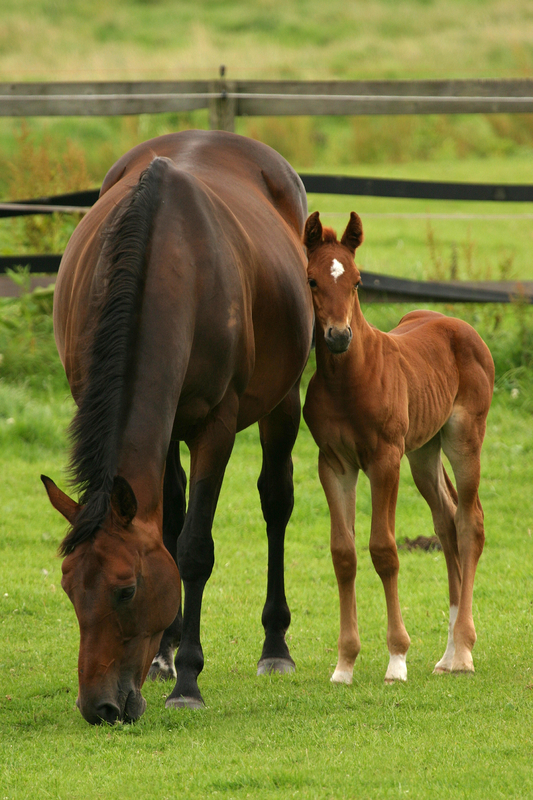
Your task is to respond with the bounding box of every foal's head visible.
[303,211,364,354]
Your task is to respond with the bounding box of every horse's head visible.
[304,211,364,354]
[42,475,181,725]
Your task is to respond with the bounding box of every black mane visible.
[60,158,167,556]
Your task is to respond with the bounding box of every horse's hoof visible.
[165,695,205,710]
[330,668,353,685]
[147,657,177,682]
[433,665,451,675]
[451,665,475,675]
[257,657,295,676]
[450,654,475,674]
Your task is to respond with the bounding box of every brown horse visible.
[303,211,494,685]
[42,130,313,724]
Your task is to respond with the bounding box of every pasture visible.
[1,292,533,797]
[2,0,533,796]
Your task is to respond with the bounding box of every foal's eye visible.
[308,278,317,289]
[116,585,136,603]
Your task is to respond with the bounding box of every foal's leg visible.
[148,440,186,681]
[166,396,238,709]
[256,383,301,675]
[318,452,360,684]
[441,412,486,673]
[367,452,411,682]
[407,437,461,673]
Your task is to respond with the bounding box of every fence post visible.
[209,67,236,131]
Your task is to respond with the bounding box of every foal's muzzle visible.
[325,325,353,354]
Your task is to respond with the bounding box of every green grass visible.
[2,293,533,798]
[1,0,533,82]
[1,370,533,798]
[1,0,533,201]
[1,0,533,795]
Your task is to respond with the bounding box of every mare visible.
[42,130,313,724]
[302,211,494,685]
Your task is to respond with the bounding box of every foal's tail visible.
[61,157,170,556]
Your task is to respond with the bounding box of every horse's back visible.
[389,309,494,416]
[100,130,307,230]
[55,130,313,426]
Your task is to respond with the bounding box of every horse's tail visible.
[61,157,169,556]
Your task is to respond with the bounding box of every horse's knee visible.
[177,537,214,584]
[369,538,399,579]
[456,507,485,560]
[258,466,294,529]
[331,540,356,583]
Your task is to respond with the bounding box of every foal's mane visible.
[321,227,339,244]
[60,158,167,556]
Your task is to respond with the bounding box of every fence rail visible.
[2,182,533,303]
[2,171,533,221]
[2,78,533,128]
[2,75,533,300]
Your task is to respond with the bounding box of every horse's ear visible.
[41,475,80,525]
[303,211,323,255]
[340,212,364,255]
[110,476,138,526]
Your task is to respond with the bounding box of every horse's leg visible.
[318,451,360,684]
[148,440,186,681]
[407,436,461,673]
[165,397,238,709]
[256,383,302,675]
[441,412,486,673]
[367,453,411,683]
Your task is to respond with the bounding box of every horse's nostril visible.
[325,326,352,354]
[95,702,121,725]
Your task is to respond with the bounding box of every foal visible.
[303,212,494,685]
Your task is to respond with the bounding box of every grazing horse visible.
[42,130,313,724]
[302,211,494,685]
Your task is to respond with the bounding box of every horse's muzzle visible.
[325,326,353,354]
[78,689,147,725]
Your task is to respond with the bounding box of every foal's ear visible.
[303,211,323,255]
[41,475,80,525]
[110,476,138,526]
[340,212,364,254]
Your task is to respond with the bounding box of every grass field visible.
[1,359,533,799]
[2,0,533,797]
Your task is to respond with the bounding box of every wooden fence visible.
[1,76,533,300]
[2,77,533,130]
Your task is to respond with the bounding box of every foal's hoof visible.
[165,695,205,710]
[147,655,177,682]
[257,657,295,676]
[330,668,353,685]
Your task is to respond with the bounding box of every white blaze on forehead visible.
[330,258,345,282]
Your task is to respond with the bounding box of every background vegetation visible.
[1,0,533,798]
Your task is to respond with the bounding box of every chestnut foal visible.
[303,211,494,685]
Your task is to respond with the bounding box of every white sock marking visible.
[330,258,344,281]
[385,653,407,682]
[434,605,458,672]
[331,667,353,685]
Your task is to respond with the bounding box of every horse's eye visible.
[116,585,136,603]
[308,278,317,289]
